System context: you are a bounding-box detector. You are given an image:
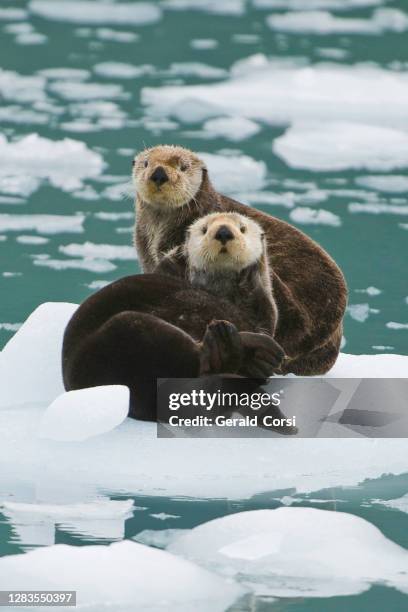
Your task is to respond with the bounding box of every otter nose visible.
[214,225,234,245]
[150,166,168,187]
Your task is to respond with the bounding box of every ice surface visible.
[94,62,153,79]
[134,529,188,549]
[190,38,218,49]
[0,303,77,408]
[0,133,104,193]
[347,303,379,323]
[0,214,85,234]
[356,175,408,193]
[386,322,408,330]
[162,0,246,16]
[266,9,408,35]
[289,207,341,226]
[373,494,408,513]
[349,202,408,215]
[30,1,162,25]
[167,62,227,79]
[200,152,266,193]
[59,242,136,261]
[202,116,260,141]
[33,257,117,273]
[0,540,243,611]
[0,68,46,103]
[16,235,49,245]
[254,0,385,9]
[50,80,125,101]
[40,386,129,442]
[142,61,408,128]
[168,508,408,597]
[0,8,28,20]
[273,122,408,171]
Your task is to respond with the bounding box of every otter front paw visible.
[239,331,286,378]
[200,320,243,376]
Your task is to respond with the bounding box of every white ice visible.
[202,116,260,141]
[0,540,243,612]
[0,214,85,234]
[94,62,153,79]
[59,242,136,261]
[273,122,408,171]
[373,494,408,513]
[254,0,385,9]
[0,8,28,20]
[200,152,267,193]
[40,386,129,442]
[347,303,379,323]
[30,1,162,25]
[134,529,188,549]
[0,303,77,408]
[50,80,125,101]
[16,235,49,245]
[356,175,408,193]
[0,133,104,193]
[289,207,341,226]
[168,507,408,597]
[162,0,246,16]
[349,202,408,215]
[266,9,408,35]
[167,62,227,79]
[142,59,408,128]
[33,257,117,273]
[0,68,46,103]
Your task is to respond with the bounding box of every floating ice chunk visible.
[0,214,85,234]
[94,62,153,79]
[0,133,104,192]
[39,67,90,80]
[167,62,227,79]
[2,499,134,519]
[168,508,408,598]
[254,0,385,9]
[233,191,295,208]
[16,235,49,245]
[86,280,110,290]
[190,38,219,50]
[0,175,41,198]
[0,68,46,103]
[134,529,188,549]
[40,386,129,441]
[349,202,408,215]
[151,513,180,521]
[30,1,162,25]
[200,152,266,193]
[373,494,408,513]
[143,62,408,128]
[203,116,260,141]
[356,175,408,193]
[386,321,408,330]
[92,27,139,43]
[33,257,117,273]
[0,303,78,408]
[316,47,349,60]
[355,286,382,296]
[162,0,245,16]
[0,540,243,611]
[290,207,341,226]
[266,9,408,35]
[50,80,125,101]
[59,242,135,261]
[161,98,223,124]
[0,8,28,20]
[273,122,408,171]
[0,323,21,332]
[94,212,134,221]
[16,32,47,45]
[0,106,49,126]
[347,303,379,323]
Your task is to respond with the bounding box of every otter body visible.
[63,213,284,420]
[134,146,347,375]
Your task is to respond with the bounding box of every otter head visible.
[186,212,264,273]
[132,145,205,209]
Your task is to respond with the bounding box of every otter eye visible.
[144,160,148,168]
[202,227,207,235]
[180,163,188,172]
[240,226,246,233]
[132,160,135,167]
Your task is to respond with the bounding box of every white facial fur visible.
[186,212,264,272]
[132,145,204,209]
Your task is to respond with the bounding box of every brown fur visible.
[134,147,347,375]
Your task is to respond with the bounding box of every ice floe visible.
[30,1,162,25]
[0,133,104,193]
[0,540,243,612]
[190,38,219,50]
[142,60,408,128]
[134,529,188,549]
[254,0,385,9]
[33,257,117,273]
[0,303,78,408]
[356,175,408,193]
[0,68,46,103]
[16,235,49,245]
[168,508,408,597]
[94,62,154,79]
[167,62,227,79]
[202,116,260,141]
[0,8,28,20]
[200,152,267,193]
[347,303,379,323]
[162,0,246,16]
[373,494,408,513]
[0,214,85,234]
[273,122,408,171]
[349,203,408,215]
[266,9,408,35]
[386,322,408,330]
[289,207,341,226]
[59,242,136,261]
[40,386,129,441]
[50,80,126,101]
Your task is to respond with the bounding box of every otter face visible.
[132,145,205,209]
[186,212,264,272]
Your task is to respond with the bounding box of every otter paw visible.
[239,331,286,377]
[200,320,243,376]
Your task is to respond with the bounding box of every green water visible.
[1,0,408,609]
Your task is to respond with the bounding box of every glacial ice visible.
[59,242,136,261]
[40,386,129,442]
[33,257,117,273]
[373,494,408,514]
[142,60,408,128]
[168,508,408,597]
[202,116,261,141]
[94,62,153,79]
[49,80,126,101]
[0,133,104,194]
[356,175,408,193]
[162,0,246,16]
[200,152,267,193]
[30,1,162,25]
[273,122,408,171]
[253,0,385,9]
[289,207,341,226]
[0,540,243,612]
[266,9,408,35]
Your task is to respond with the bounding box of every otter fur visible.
[62,213,285,420]
[133,145,347,375]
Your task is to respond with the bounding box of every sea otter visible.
[62,212,284,420]
[133,145,347,375]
